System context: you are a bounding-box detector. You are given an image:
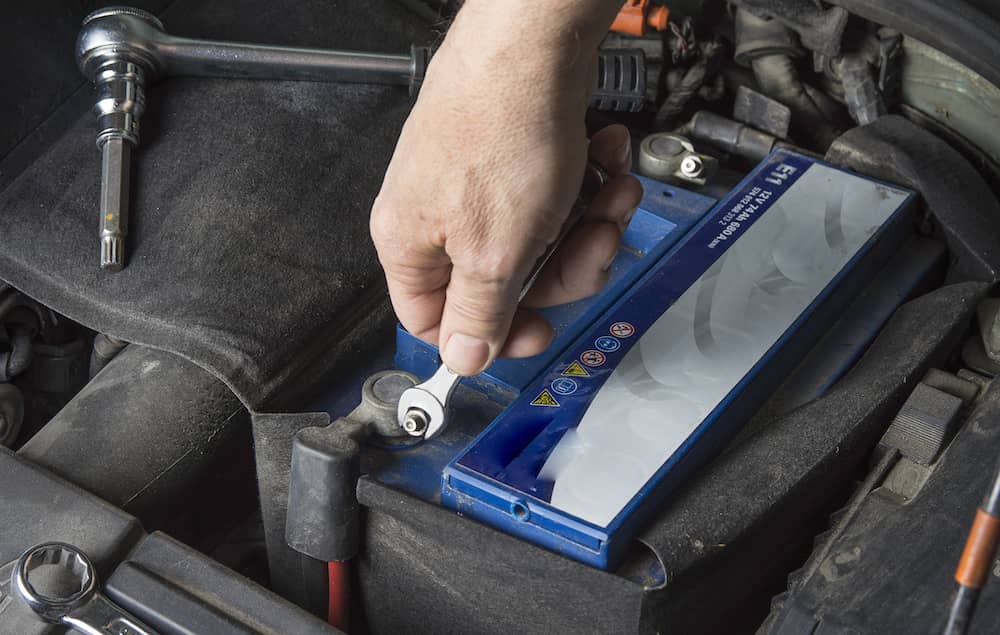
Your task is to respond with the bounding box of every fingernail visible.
[443,332,491,375]
[619,207,636,233]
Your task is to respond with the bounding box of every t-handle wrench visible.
[12,542,159,635]
[397,161,611,440]
[76,6,431,270]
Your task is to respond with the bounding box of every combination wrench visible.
[12,542,158,635]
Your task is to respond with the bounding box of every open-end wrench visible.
[76,7,430,270]
[396,161,611,440]
[12,542,158,635]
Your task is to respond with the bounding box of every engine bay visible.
[3,0,1000,633]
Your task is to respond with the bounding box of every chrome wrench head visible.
[12,542,97,623]
[13,542,159,635]
[397,364,460,440]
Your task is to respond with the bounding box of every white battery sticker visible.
[538,163,910,526]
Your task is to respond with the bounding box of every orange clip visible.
[611,0,670,37]
[955,508,1000,589]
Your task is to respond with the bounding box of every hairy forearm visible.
[452,0,623,54]
[428,0,623,119]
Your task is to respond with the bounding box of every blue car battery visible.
[381,150,918,571]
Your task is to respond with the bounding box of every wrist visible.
[447,0,619,67]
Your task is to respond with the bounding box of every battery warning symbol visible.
[562,361,590,377]
[580,350,607,367]
[610,322,635,338]
[530,389,560,407]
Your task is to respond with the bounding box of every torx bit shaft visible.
[90,56,144,272]
[98,137,131,271]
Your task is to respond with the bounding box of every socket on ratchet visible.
[12,542,159,635]
[397,161,611,440]
[76,6,430,271]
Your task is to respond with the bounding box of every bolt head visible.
[402,408,430,436]
[680,155,705,179]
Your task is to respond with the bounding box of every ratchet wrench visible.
[397,161,611,440]
[12,542,159,635]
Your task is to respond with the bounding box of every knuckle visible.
[369,198,396,244]
[453,224,548,278]
[466,250,521,280]
[447,289,511,331]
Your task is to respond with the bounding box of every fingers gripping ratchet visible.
[397,161,611,440]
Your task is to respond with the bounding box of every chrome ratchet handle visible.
[12,542,159,635]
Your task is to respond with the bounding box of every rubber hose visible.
[89,333,129,378]
[751,54,841,149]
[0,290,49,331]
[2,329,34,380]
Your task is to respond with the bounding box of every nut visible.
[680,155,705,179]
[402,408,430,436]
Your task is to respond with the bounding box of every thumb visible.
[438,264,521,376]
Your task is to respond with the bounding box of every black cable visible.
[982,456,1000,515]
[654,40,723,129]
[944,585,979,635]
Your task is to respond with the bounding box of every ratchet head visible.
[12,542,98,623]
[76,7,168,81]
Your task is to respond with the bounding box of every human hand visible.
[371,1,642,376]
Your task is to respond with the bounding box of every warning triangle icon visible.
[561,361,590,377]
[530,389,560,407]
